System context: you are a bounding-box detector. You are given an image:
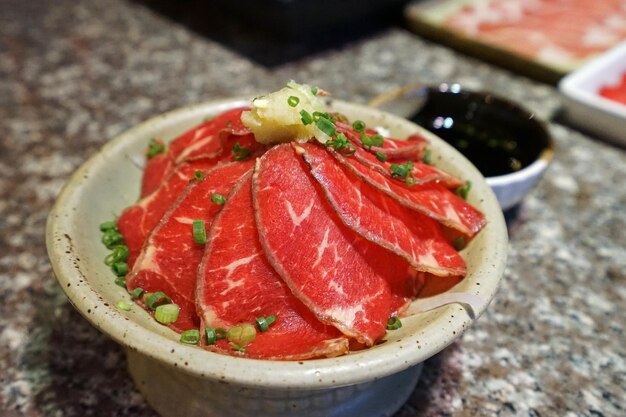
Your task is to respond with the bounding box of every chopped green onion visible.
[145,291,171,310]
[227,323,256,348]
[300,110,314,125]
[361,133,384,149]
[376,152,387,162]
[147,138,166,159]
[370,134,384,147]
[192,219,207,244]
[116,300,132,311]
[99,221,117,232]
[155,303,180,324]
[255,315,276,332]
[312,111,331,121]
[180,329,200,345]
[352,120,366,133]
[101,230,124,249]
[114,276,127,288]
[387,317,402,330]
[112,261,129,277]
[452,236,466,251]
[193,170,206,182]
[316,117,336,137]
[390,161,416,186]
[131,287,144,299]
[210,193,226,206]
[287,95,300,107]
[204,327,227,345]
[455,181,472,200]
[422,148,432,165]
[232,142,251,161]
[326,133,356,156]
[311,86,319,96]
[105,245,129,266]
[205,328,217,345]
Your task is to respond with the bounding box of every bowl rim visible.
[46,98,508,390]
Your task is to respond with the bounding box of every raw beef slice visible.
[253,144,397,346]
[196,173,349,359]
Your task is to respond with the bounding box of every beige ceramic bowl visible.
[46,99,508,417]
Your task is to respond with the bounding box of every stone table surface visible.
[1,0,625,416]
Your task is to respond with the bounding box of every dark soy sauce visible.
[411,88,550,177]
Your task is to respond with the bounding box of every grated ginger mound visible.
[241,81,330,145]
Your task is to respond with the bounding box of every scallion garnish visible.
[180,329,200,345]
[155,303,180,324]
[145,291,171,310]
[326,133,356,156]
[287,95,300,107]
[192,219,207,244]
[352,120,366,133]
[112,261,129,277]
[116,300,132,311]
[316,116,336,137]
[422,148,432,165]
[232,142,251,161]
[300,110,314,125]
[361,133,384,149]
[255,315,276,332]
[131,287,144,299]
[147,138,166,159]
[102,230,124,249]
[205,328,217,345]
[210,193,226,206]
[105,245,129,266]
[114,276,127,288]
[387,317,402,330]
[311,86,319,96]
[227,323,256,349]
[204,327,227,345]
[376,152,387,162]
[390,161,416,186]
[455,181,472,200]
[193,170,206,182]
[99,221,117,232]
[452,236,466,251]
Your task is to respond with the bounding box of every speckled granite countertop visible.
[1,1,625,416]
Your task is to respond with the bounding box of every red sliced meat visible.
[333,152,486,237]
[139,109,260,198]
[253,144,398,346]
[297,143,466,277]
[126,160,255,332]
[169,107,249,164]
[118,159,216,268]
[196,173,349,360]
[335,122,428,161]
[141,153,175,198]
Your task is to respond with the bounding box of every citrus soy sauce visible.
[410,88,549,177]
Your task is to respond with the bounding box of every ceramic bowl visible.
[370,83,554,211]
[46,98,508,417]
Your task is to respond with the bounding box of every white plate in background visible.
[559,40,626,146]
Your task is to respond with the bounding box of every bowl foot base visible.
[127,350,422,417]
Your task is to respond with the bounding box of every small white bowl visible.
[46,99,508,417]
[559,40,626,146]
